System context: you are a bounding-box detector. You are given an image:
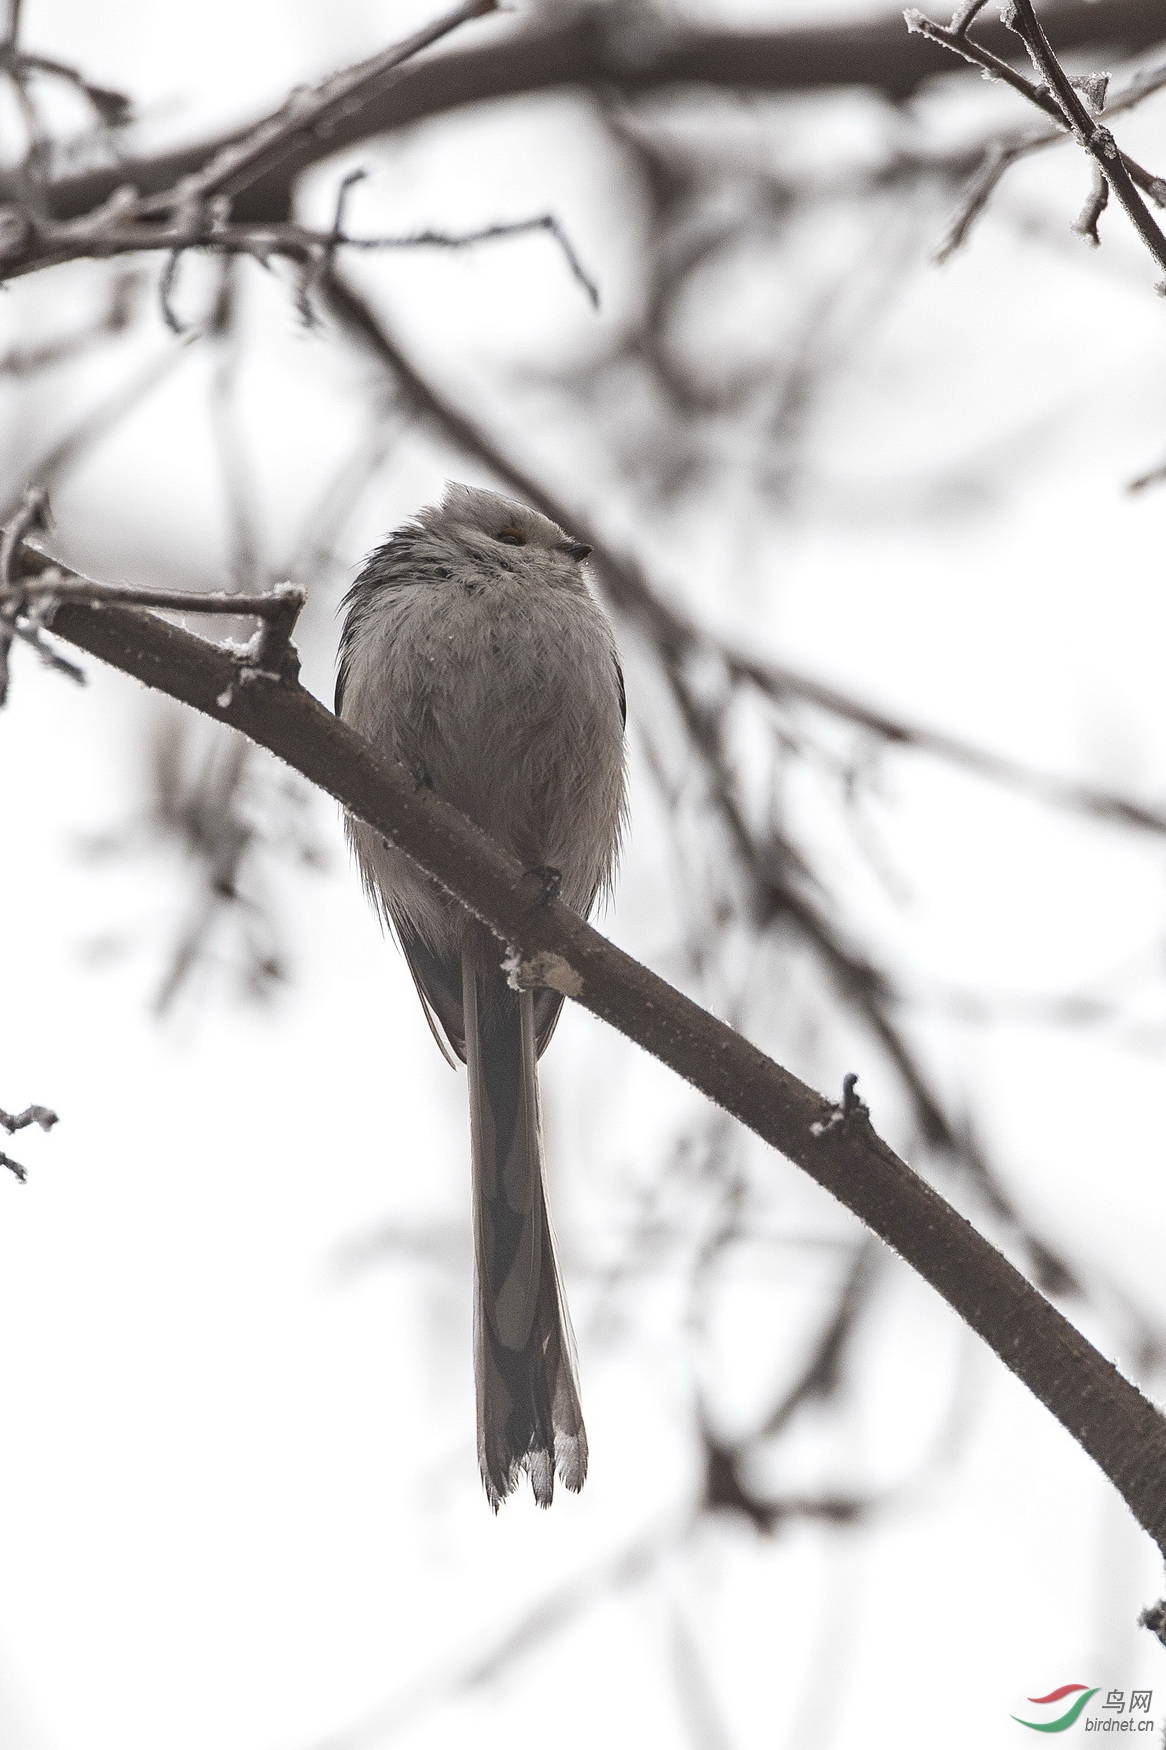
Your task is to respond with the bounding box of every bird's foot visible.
[523,864,562,907]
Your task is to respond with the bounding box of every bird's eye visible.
[496,528,525,546]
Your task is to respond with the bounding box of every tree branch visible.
[17,1,1166,231]
[1004,0,1166,276]
[910,0,1166,275]
[0,209,599,306]
[12,531,1166,1558]
[0,1100,57,1182]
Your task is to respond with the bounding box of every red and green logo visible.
[1013,1685,1099,1732]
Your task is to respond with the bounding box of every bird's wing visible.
[396,912,564,1065]
[394,917,467,1067]
[532,988,566,1059]
[397,646,623,1067]
[529,646,624,1058]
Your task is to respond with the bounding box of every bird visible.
[335,482,627,1509]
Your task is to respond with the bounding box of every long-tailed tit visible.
[336,484,626,1508]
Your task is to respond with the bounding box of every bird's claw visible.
[524,864,562,906]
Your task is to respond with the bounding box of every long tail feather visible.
[463,950,587,1509]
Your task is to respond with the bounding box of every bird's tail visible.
[462,949,587,1509]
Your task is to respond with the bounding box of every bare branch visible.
[0,485,47,590]
[933,140,1017,262]
[0,1103,58,1133]
[910,0,1166,276]
[4,566,305,631]
[140,0,497,220]
[1128,451,1166,492]
[950,0,993,31]
[904,4,1063,112]
[1073,159,1111,244]
[0,509,304,706]
[0,1101,58,1183]
[0,488,83,703]
[903,54,1166,260]
[1004,0,1166,276]
[10,523,1166,1561]
[22,1,1166,238]
[0,202,601,308]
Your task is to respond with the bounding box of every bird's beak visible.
[561,540,592,561]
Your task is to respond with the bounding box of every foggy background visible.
[2,0,1166,1744]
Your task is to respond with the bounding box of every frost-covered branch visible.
[907,0,1166,274]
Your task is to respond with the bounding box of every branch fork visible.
[0,491,305,707]
[907,0,1166,271]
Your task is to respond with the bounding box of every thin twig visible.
[951,0,992,30]
[0,484,46,587]
[138,0,498,220]
[1128,453,1166,493]
[0,519,305,708]
[0,207,601,309]
[0,1101,58,1184]
[0,1103,58,1133]
[0,486,48,704]
[1073,160,1110,245]
[909,0,1166,277]
[4,568,306,621]
[1005,0,1166,277]
[904,5,1075,121]
[928,55,1166,260]
[0,0,507,301]
[21,0,1166,242]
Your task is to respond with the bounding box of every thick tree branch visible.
[16,1,1166,231]
[13,535,1166,1558]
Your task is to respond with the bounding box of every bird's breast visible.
[359,579,622,894]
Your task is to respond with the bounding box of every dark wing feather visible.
[395,918,467,1066]
[533,988,566,1059]
[530,648,624,1057]
[369,643,623,1066]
